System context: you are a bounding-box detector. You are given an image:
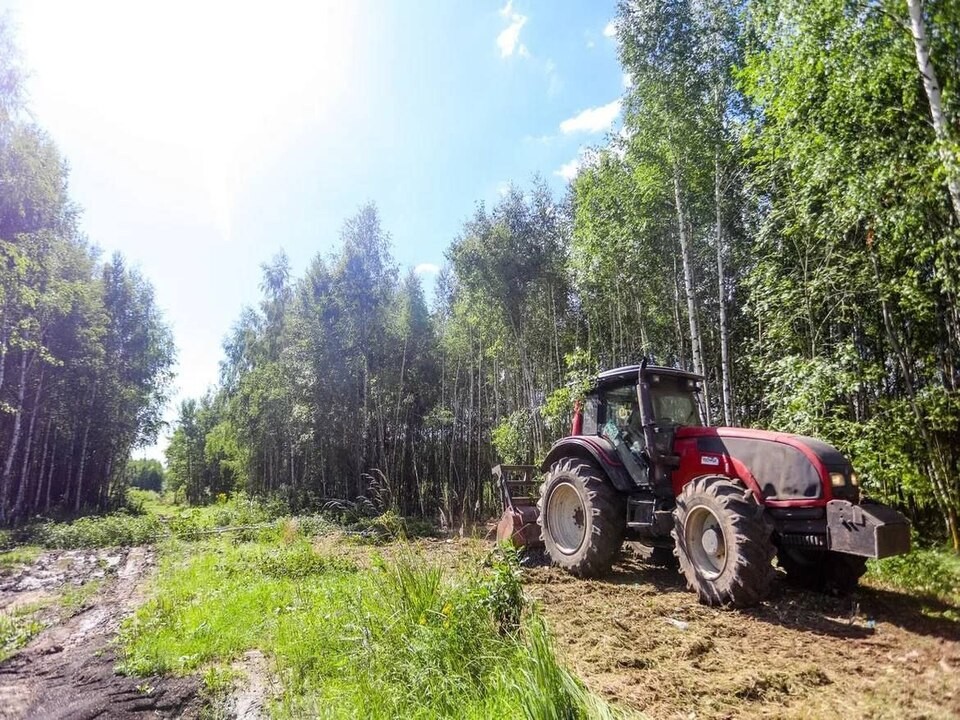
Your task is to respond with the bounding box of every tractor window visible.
[597,385,643,451]
[649,382,702,427]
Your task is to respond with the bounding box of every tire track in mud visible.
[0,547,200,720]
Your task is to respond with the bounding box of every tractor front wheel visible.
[538,458,626,577]
[673,476,775,607]
[777,548,867,596]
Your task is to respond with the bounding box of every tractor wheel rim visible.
[547,481,586,555]
[685,506,726,580]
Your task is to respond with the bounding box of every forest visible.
[0,20,173,526]
[2,0,960,557]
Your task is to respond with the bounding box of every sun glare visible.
[20,0,362,241]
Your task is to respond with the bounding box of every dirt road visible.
[525,545,960,720]
[0,548,199,720]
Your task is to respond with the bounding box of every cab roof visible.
[594,364,703,388]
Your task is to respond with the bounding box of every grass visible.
[0,492,303,550]
[0,545,42,570]
[866,545,960,606]
[0,605,46,661]
[118,534,621,719]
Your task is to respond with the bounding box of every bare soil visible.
[0,547,200,720]
[524,543,960,720]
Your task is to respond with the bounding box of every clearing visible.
[0,528,957,719]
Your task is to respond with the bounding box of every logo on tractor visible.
[700,455,721,467]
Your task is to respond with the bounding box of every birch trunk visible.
[0,349,30,521]
[13,367,44,521]
[33,419,51,510]
[74,416,92,513]
[907,0,960,224]
[673,171,711,423]
[715,150,734,426]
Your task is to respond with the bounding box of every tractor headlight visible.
[830,472,846,488]
[850,472,859,487]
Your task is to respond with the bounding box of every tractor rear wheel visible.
[777,548,867,596]
[538,458,626,577]
[672,476,775,607]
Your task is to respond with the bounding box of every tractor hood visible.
[673,426,855,502]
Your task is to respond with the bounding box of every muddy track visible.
[0,548,200,720]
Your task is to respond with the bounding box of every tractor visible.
[494,361,912,607]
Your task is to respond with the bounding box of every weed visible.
[201,665,242,694]
[0,609,45,661]
[867,545,960,604]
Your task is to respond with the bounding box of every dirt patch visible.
[524,544,960,720]
[226,649,278,720]
[0,547,200,719]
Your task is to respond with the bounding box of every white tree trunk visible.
[907,0,960,223]
[715,151,734,426]
[673,171,711,423]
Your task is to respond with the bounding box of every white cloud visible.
[622,72,633,89]
[414,263,440,276]
[603,20,618,38]
[497,1,529,58]
[555,158,581,182]
[559,99,622,134]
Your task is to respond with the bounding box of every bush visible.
[30,512,165,549]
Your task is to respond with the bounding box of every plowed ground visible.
[524,544,960,720]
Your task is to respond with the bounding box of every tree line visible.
[168,0,960,549]
[0,17,174,525]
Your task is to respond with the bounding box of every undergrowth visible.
[867,545,960,605]
[119,538,621,719]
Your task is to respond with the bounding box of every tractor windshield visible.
[649,378,702,427]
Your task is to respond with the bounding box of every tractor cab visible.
[579,364,704,491]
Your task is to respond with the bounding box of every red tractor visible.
[495,361,911,607]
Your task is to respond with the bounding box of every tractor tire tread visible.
[538,457,625,578]
[672,476,775,608]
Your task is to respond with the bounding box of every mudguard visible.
[540,437,635,493]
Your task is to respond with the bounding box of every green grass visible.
[867,545,960,606]
[0,545,42,570]
[0,606,46,661]
[119,536,620,719]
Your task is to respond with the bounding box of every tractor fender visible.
[540,437,634,493]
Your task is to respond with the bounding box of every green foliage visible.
[0,608,44,661]
[492,410,534,465]
[127,459,165,492]
[28,512,166,549]
[867,546,960,605]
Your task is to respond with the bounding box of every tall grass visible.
[119,538,622,719]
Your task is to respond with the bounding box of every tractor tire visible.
[777,548,867,596]
[538,458,626,577]
[672,476,775,607]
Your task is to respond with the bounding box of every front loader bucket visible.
[493,464,544,550]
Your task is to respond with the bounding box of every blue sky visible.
[2,0,626,457]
